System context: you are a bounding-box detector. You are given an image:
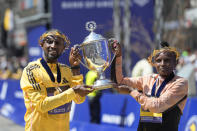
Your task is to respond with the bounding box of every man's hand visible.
[73,85,94,97]
[69,46,82,67]
[113,84,134,94]
[108,38,122,57]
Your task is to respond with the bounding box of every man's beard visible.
[45,52,61,62]
[48,54,59,60]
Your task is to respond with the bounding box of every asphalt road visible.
[0,115,24,131]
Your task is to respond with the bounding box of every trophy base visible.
[93,79,114,90]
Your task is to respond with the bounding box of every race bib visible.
[140,107,162,123]
[47,86,72,114]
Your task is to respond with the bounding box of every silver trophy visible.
[77,21,115,90]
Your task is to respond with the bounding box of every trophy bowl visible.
[77,21,115,90]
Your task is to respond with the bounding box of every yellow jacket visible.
[20,58,85,131]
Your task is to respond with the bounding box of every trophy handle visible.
[108,53,116,68]
[107,39,117,68]
[73,44,92,70]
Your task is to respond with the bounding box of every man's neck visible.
[43,57,58,64]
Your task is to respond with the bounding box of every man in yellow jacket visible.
[20,29,93,131]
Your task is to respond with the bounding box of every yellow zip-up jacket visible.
[20,58,85,131]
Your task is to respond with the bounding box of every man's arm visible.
[20,67,78,113]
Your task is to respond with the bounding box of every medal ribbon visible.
[151,73,175,97]
[40,58,61,83]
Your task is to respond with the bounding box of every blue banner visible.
[71,94,197,131]
[0,80,25,126]
[26,25,47,62]
[70,121,136,131]
[180,97,197,131]
[51,0,155,77]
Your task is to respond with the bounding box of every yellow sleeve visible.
[20,66,78,113]
[70,74,86,104]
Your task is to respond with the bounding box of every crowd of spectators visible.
[0,50,27,80]
[176,49,197,78]
[175,49,197,96]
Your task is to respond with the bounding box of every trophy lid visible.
[82,21,106,44]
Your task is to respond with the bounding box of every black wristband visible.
[71,65,80,69]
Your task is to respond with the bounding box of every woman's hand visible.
[113,84,134,94]
[108,38,122,57]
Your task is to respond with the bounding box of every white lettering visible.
[124,112,135,126]
[85,1,95,9]
[0,103,15,117]
[102,114,121,124]
[61,1,84,9]
[0,82,8,100]
[96,1,113,8]
[14,91,24,99]
[61,1,114,9]
[101,112,135,127]
[133,0,149,7]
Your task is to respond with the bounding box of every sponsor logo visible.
[185,115,197,131]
